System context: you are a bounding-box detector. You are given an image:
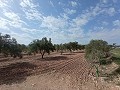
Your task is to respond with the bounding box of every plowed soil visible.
[0,52,119,90]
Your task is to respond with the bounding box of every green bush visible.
[100,59,107,65]
[85,40,111,63]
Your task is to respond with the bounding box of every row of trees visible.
[28,39,85,58]
[0,33,86,59]
[0,33,113,61]
[54,42,85,55]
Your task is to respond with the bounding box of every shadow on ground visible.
[0,57,23,63]
[0,58,9,62]
[73,51,85,53]
[63,53,75,55]
[38,56,68,61]
[0,62,37,85]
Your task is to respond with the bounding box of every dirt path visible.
[0,52,119,90]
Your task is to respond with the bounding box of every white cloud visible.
[106,7,116,16]
[60,13,69,20]
[49,0,54,7]
[58,2,65,7]
[87,28,120,44]
[100,0,108,3]
[25,9,43,21]
[113,20,120,26]
[68,27,84,38]
[93,27,104,31]
[72,4,103,27]
[4,12,20,20]
[3,11,27,28]
[64,9,76,15]
[72,17,88,27]
[0,0,28,29]
[70,1,77,7]
[0,0,13,13]
[0,0,13,8]
[61,4,105,43]
[0,0,28,31]
[102,21,108,26]
[20,0,36,8]
[91,4,103,16]
[58,2,61,5]
[21,28,39,33]
[0,17,9,30]
[9,31,34,44]
[41,16,68,30]
[20,0,43,21]
[0,0,8,8]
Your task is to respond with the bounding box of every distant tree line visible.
[54,42,85,55]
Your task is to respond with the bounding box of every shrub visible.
[85,40,111,64]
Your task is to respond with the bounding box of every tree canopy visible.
[29,37,54,58]
[85,40,111,63]
[0,33,22,58]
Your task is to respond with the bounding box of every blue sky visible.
[0,0,120,45]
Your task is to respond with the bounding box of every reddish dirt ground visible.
[0,52,119,90]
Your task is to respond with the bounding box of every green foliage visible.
[54,44,60,52]
[111,48,120,65]
[29,37,54,58]
[111,48,120,57]
[59,44,64,55]
[0,33,22,58]
[66,42,77,52]
[94,65,99,77]
[18,44,28,53]
[54,42,85,54]
[85,40,111,63]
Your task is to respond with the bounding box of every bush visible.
[100,59,107,65]
[85,40,111,63]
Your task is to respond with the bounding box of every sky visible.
[0,0,120,45]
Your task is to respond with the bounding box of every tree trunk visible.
[61,52,62,55]
[41,51,45,59]
[42,54,44,59]
[33,52,36,56]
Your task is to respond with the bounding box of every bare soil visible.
[0,52,119,90]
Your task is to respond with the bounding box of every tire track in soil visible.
[32,54,80,75]
[31,53,90,86]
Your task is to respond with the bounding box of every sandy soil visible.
[0,52,119,90]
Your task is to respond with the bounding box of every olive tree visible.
[59,44,64,55]
[85,40,111,64]
[0,33,22,58]
[29,37,54,58]
[54,44,60,52]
